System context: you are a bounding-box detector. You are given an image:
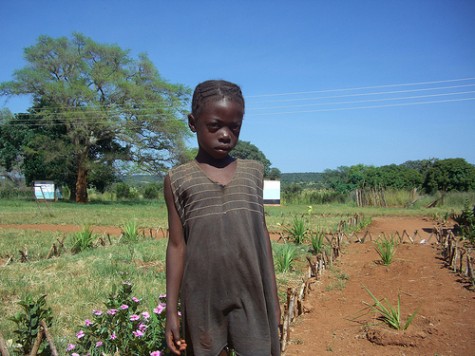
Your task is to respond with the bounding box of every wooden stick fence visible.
[439,229,475,287]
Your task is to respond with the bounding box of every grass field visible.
[0,198,464,352]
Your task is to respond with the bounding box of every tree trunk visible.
[75,155,88,203]
[68,183,76,201]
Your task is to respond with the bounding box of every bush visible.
[143,183,162,200]
[69,282,170,356]
[9,294,53,355]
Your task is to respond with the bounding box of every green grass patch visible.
[0,231,168,350]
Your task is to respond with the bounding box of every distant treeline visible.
[281,158,475,195]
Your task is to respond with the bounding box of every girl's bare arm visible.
[164,174,187,354]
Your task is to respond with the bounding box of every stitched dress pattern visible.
[168,159,280,356]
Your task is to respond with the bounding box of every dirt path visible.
[285,217,475,356]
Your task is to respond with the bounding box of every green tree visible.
[423,158,475,193]
[1,33,190,202]
[232,140,272,176]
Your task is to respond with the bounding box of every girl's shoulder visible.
[168,160,196,177]
[237,159,264,177]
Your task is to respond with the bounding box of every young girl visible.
[164,80,281,356]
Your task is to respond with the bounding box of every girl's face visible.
[189,98,244,161]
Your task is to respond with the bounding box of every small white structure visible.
[263,180,281,205]
[34,181,55,201]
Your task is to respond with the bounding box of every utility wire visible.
[250,97,475,116]
[246,77,475,98]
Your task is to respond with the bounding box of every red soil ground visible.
[1,217,474,355]
[285,217,475,356]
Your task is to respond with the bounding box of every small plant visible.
[71,225,95,254]
[374,235,398,265]
[69,282,170,355]
[363,285,418,331]
[326,268,349,291]
[284,215,308,244]
[275,243,297,273]
[310,231,326,255]
[453,200,475,244]
[9,294,53,355]
[121,220,140,244]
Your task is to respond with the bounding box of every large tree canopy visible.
[0,33,190,202]
[423,158,475,193]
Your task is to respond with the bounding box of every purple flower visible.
[132,296,141,303]
[150,351,162,356]
[141,311,150,319]
[138,323,148,332]
[76,330,85,339]
[153,303,166,315]
[107,309,118,315]
[130,314,140,321]
[66,344,75,351]
[93,310,102,316]
[96,341,103,348]
[120,304,129,310]
[84,319,93,326]
[72,353,80,356]
[110,332,117,340]
[133,330,144,338]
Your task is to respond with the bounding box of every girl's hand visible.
[166,312,187,354]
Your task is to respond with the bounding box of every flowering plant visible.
[68,282,170,356]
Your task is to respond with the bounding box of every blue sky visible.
[1,0,474,173]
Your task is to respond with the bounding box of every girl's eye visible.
[207,123,220,130]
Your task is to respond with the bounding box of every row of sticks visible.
[2,227,170,267]
[439,228,475,287]
[278,223,475,352]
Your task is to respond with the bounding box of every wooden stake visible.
[0,331,10,356]
[40,320,58,356]
[29,327,43,356]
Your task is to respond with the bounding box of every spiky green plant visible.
[363,285,418,330]
[275,243,297,273]
[284,216,308,244]
[71,225,95,254]
[121,220,139,244]
[374,235,398,265]
[310,231,326,255]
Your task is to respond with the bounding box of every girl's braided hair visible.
[191,80,245,117]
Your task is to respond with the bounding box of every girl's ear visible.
[188,114,197,133]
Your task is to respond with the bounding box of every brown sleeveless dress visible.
[168,159,280,356]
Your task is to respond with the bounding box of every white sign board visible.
[34,181,55,200]
[263,180,280,205]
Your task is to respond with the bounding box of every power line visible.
[247,84,475,105]
[248,90,475,111]
[246,77,475,98]
[249,97,475,116]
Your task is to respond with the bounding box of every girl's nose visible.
[219,128,231,141]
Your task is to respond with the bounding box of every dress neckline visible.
[193,158,239,187]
